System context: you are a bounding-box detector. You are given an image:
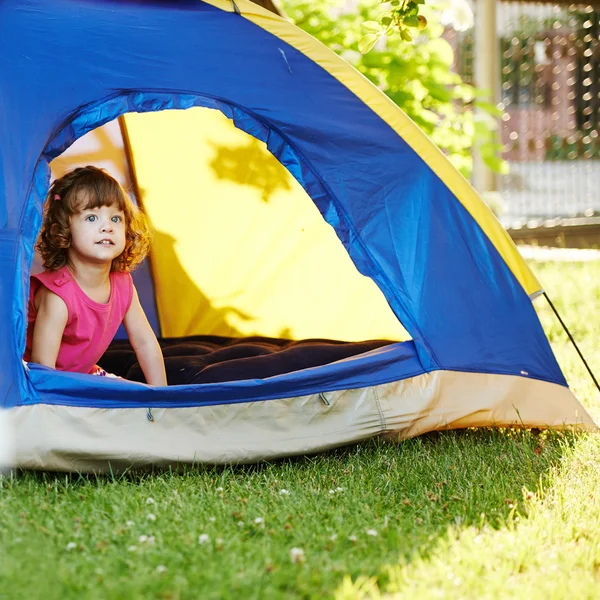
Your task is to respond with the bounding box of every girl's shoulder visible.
[110,270,134,311]
[110,270,133,288]
[30,268,70,313]
[32,265,71,288]
[33,283,69,315]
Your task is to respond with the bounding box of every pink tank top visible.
[24,266,134,374]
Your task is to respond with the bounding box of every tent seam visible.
[373,385,387,436]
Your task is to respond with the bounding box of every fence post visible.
[473,0,499,196]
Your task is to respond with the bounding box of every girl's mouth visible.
[96,240,114,246]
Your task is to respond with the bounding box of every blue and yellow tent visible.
[0,0,594,471]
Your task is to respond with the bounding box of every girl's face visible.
[68,201,126,267]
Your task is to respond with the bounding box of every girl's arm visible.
[123,286,167,386]
[30,288,68,368]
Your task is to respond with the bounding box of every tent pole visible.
[118,115,162,339]
[118,116,145,213]
[543,292,600,393]
[473,0,498,196]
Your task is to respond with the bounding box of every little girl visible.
[24,166,167,386]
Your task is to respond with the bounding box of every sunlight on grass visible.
[336,435,600,600]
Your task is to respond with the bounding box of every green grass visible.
[2,259,599,599]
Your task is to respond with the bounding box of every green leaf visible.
[361,20,381,33]
[403,15,420,28]
[358,34,379,54]
[381,16,392,26]
[400,28,413,42]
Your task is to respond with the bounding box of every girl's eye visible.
[111,215,123,223]
[85,215,97,222]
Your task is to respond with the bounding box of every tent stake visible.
[543,292,600,393]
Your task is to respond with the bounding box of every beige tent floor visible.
[10,371,596,473]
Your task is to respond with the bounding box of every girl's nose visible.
[100,220,113,232]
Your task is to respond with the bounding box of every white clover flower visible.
[128,545,137,552]
[216,487,224,492]
[279,489,290,495]
[254,517,265,526]
[348,535,357,542]
[146,497,155,505]
[138,535,149,543]
[335,487,344,493]
[237,521,244,528]
[216,537,224,546]
[148,536,156,545]
[329,490,335,495]
[198,533,210,544]
[329,534,338,541]
[366,529,378,537]
[146,513,156,521]
[156,565,167,574]
[126,520,134,527]
[289,547,306,564]
[208,516,216,522]
[65,542,77,551]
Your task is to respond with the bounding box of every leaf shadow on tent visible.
[208,137,293,203]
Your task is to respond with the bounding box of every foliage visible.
[284,0,507,178]
[358,0,428,50]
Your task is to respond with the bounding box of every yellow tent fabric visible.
[124,108,409,341]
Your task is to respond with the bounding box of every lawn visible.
[1,258,599,600]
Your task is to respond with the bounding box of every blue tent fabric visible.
[0,0,565,410]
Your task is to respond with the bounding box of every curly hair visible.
[37,166,151,272]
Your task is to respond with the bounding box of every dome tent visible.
[0,0,595,472]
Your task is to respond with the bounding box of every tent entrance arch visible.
[19,91,422,409]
